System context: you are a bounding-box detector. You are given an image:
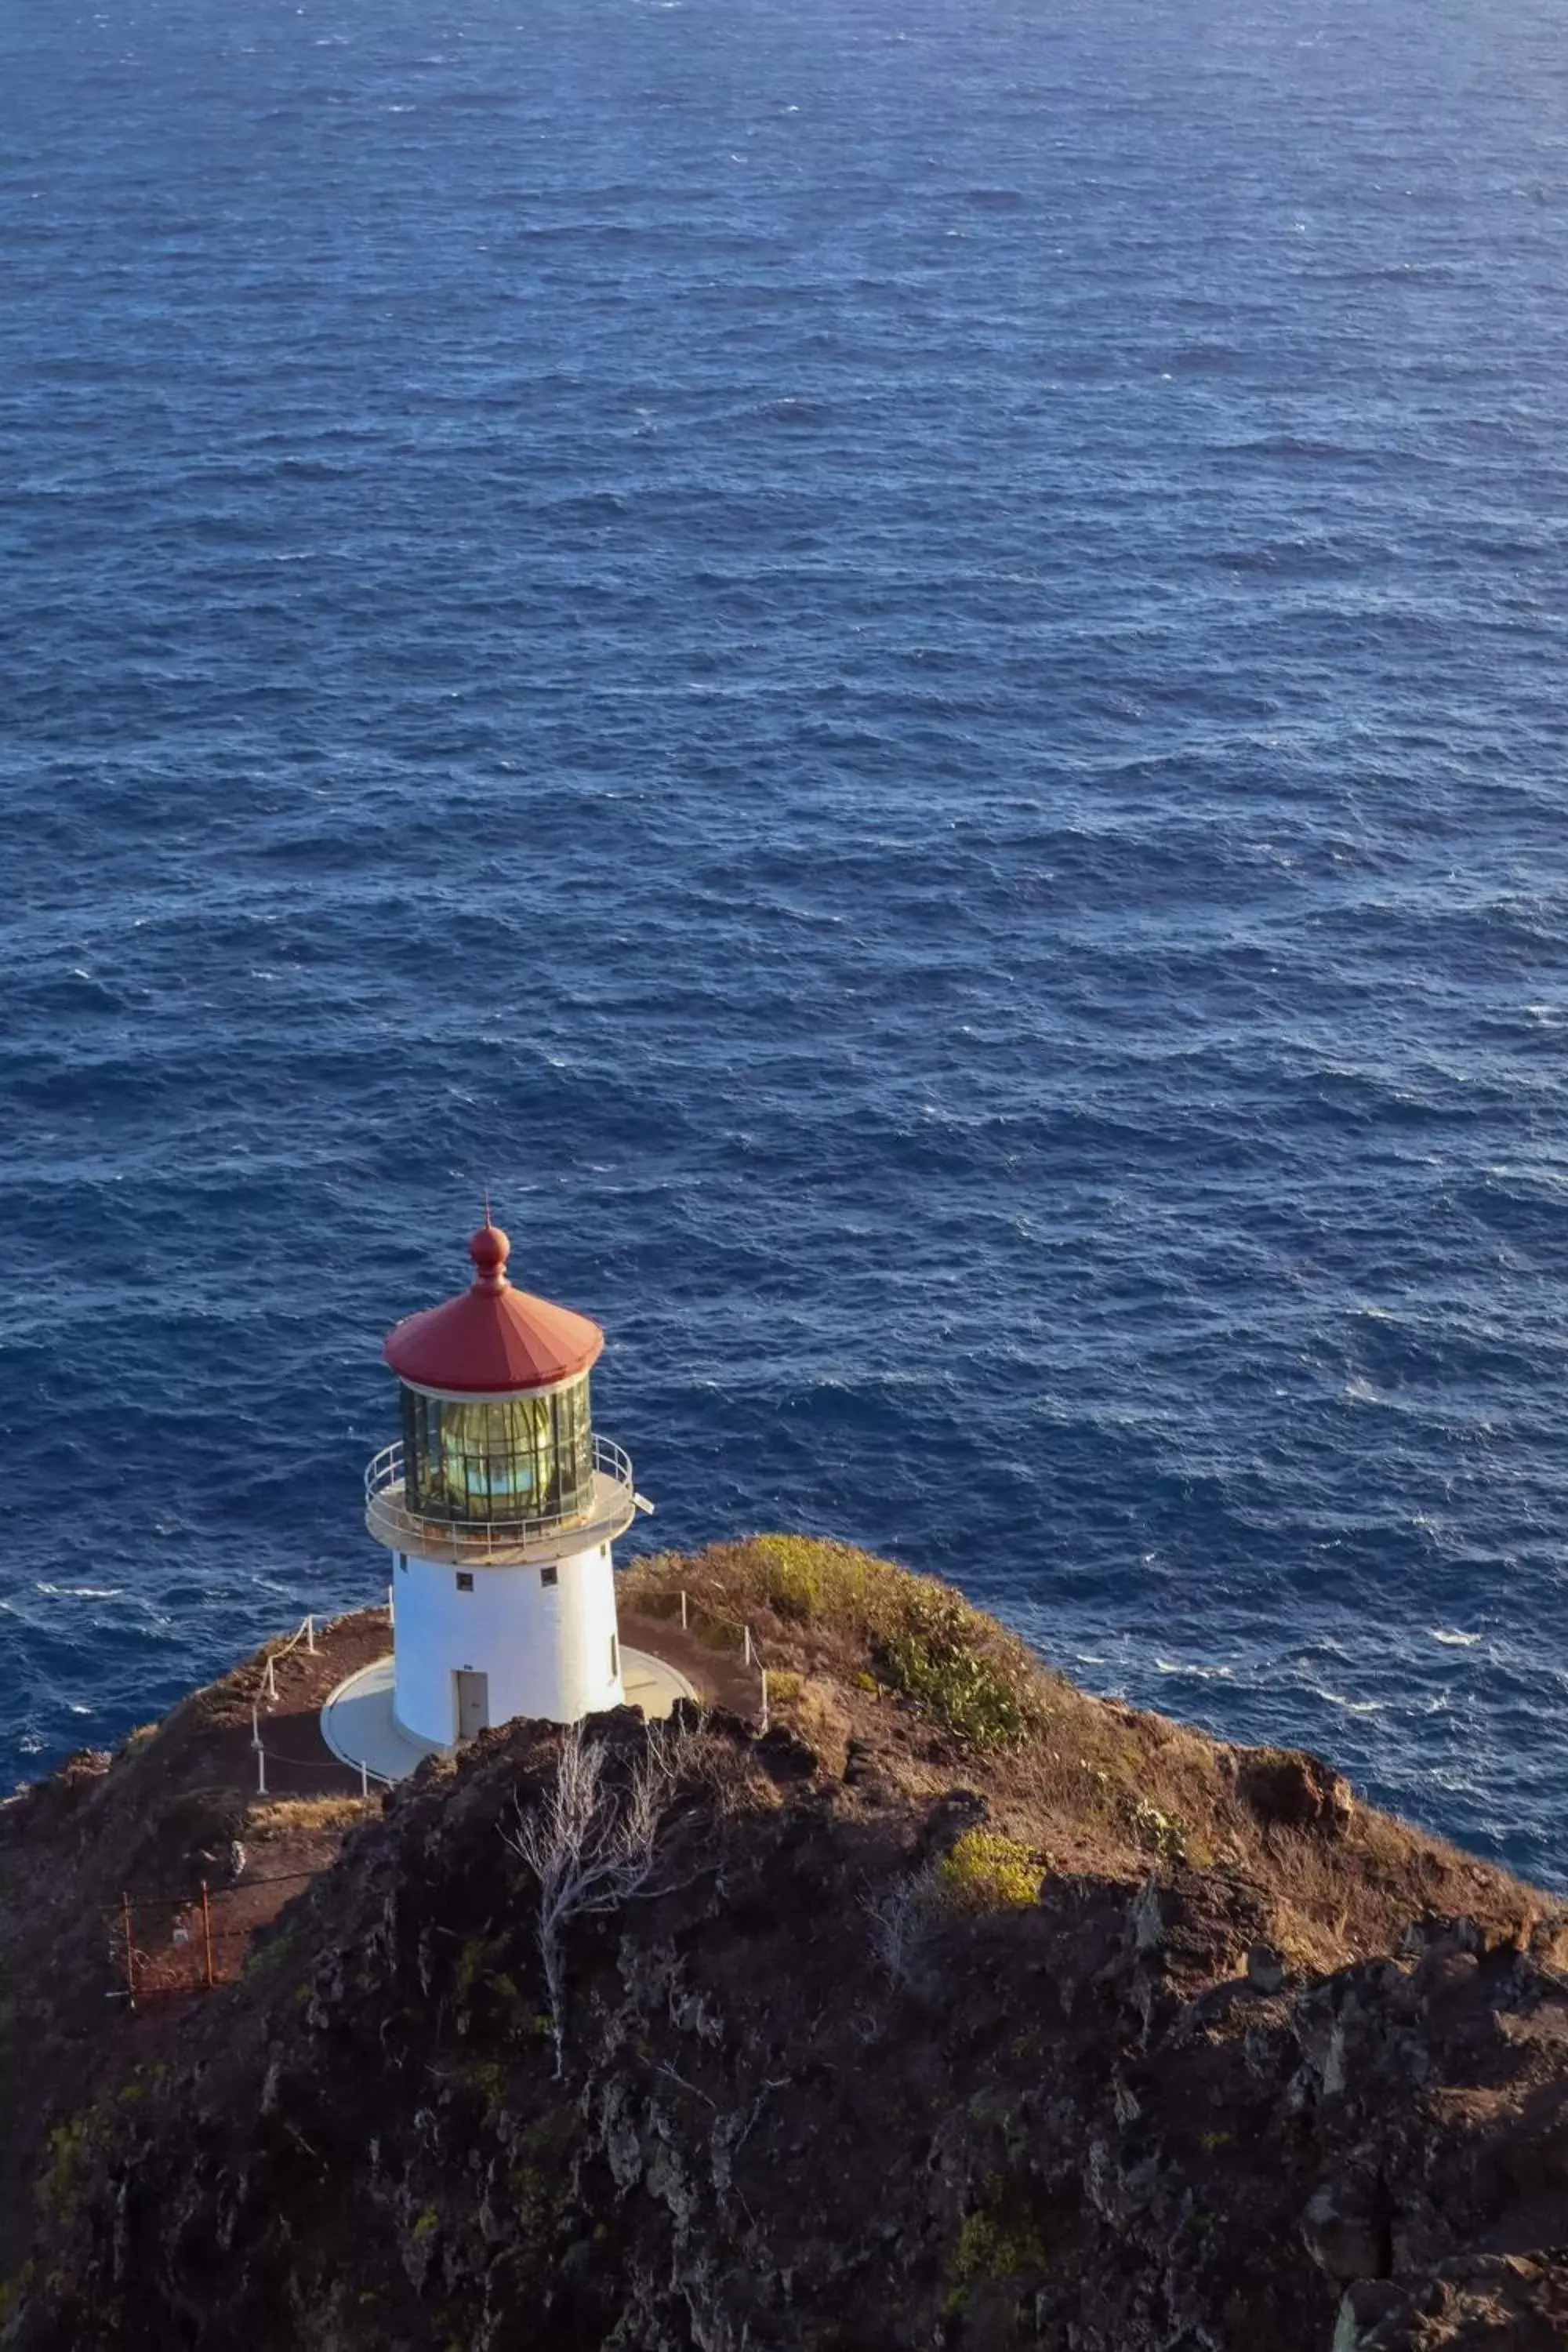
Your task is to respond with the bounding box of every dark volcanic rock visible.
[4,1577,1568,2352]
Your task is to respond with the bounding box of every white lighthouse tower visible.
[363,1220,638,1745]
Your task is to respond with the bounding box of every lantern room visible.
[397,1381,595,1527]
[365,1222,636,1567]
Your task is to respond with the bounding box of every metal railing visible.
[364,1434,638,1563]
[630,1585,772,1730]
[256,1611,318,1702]
[249,1608,397,1798]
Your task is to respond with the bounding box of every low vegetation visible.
[248,1795,377,1838]
[622,1534,1043,1751]
[944,2180,1057,2316]
[937,1828,1047,1910]
[623,1534,1543,1969]
[6,1566,1567,2352]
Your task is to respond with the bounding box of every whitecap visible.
[1307,1685,1385,1714]
[1428,1628,1480,1646]
[35,1583,123,1599]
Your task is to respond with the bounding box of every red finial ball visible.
[468,1222,511,1288]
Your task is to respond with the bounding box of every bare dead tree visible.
[861,1860,942,1989]
[502,1720,687,2075]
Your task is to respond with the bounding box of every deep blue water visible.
[4,0,1568,1882]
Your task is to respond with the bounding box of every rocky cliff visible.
[5,1537,1568,2351]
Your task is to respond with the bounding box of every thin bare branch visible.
[500,1719,692,2074]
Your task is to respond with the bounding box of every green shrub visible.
[695,1617,741,1652]
[938,1830,1046,1911]
[876,1589,1034,1750]
[622,1536,1041,1750]
[0,2263,36,2325]
[38,2118,91,2220]
[944,2183,1054,2313]
[1128,1798,1188,1861]
[623,1535,893,1635]
[457,2059,509,2111]
[454,1932,506,2005]
[742,1535,887,1624]
[243,1923,295,1976]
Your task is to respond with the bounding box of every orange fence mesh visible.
[108,1871,317,2006]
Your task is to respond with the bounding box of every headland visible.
[2,1537,1566,2350]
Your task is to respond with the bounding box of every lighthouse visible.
[363,1221,639,1745]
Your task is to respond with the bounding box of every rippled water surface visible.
[4,0,1568,1878]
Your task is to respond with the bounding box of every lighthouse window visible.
[540,1565,558,1588]
[609,1634,619,1679]
[456,1571,474,1593]
[401,1376,595,1526]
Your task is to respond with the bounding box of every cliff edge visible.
[4,1536,1568,2351]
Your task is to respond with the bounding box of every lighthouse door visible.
[454,1671,489,1744]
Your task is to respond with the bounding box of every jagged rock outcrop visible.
[3,1541,1567,2350]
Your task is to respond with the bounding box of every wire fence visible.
[628,1586,774,1731]
[249,1608,398,1796]
[245,1583,774,1802]
[106,1869,320,2008]
[107,1589,777,2015]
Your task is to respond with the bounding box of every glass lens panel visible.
[401,1376,594,1523]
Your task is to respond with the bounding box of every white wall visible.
[391,1541,623,1744]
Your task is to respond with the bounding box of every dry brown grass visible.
[627,1536,1556,1969]
[1260,1809,1541,1960]
[775,1676,854,1777]
[622,1536,1044,1749]
[248,1796,377,1838]
[993,1698,1540,1965]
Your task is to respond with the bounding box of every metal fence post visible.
[680,1589,688,1632]
[306,1615,316,1655]
[265,1653,278,1701]
[760,1669,769,1733]
[256,1744,267,1796]
[743,1624,753,1668]
[360,1759,369,1798]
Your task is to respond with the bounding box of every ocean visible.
[4,0,1568,1882]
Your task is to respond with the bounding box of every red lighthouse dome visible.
[384,1224,604,1396]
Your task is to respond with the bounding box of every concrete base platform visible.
[320,1647,699,1785]
[321,1657,435,1782]
[622,1647,699,1722]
